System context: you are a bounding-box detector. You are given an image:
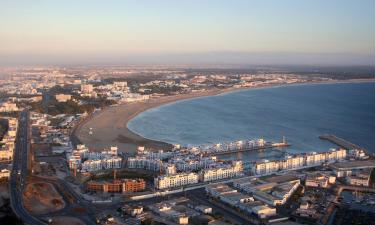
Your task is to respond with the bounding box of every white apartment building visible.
[82,159,102,172]
[127,157,163,172]
[253,149,347,175]
[143,150,173,160]
[80,156,122,172]
[200,161,243,182]
[305,152,326,166]
[67,144,122,172]
[253,159,280,175]
[173,158,215,172]
[102,156,122,169]
[281,155,305,170]
[154,172,199,189]
[326,148,347,162]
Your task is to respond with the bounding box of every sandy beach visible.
[75,78,375,154]
[75,87,240,153]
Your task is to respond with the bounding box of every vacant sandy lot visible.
[23,182,65,214]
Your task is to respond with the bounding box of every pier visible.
[319,134,370,154]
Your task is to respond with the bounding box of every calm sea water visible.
[128,82,375,162]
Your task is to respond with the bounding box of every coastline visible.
[75,78,375,154]
[76,87,241,153]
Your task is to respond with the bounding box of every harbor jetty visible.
[319,134,370,155]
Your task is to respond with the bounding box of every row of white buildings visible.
[127,156,164,172]
[67,144,122,172]
[0,117,18,161]
[154,161,243,189]
[127,151,218,174]
[253,148,347,175]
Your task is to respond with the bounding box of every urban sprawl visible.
[0,66,374,225]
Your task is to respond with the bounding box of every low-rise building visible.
[220,192,254,206]
[0,169,10,179]
[195,205,212,214]
[346,169,372,187]
[86,179,146,193]
[205,183,238,198]
[0,102,19,112]
[251,205,277,218]
[55,94,72,102]
[305,172,336,188]
[122,205,143,217]
[235,177,300,206]
[207,183,276,218]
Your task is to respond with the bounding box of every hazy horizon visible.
[1,52,375,67]
[1,0,375,66]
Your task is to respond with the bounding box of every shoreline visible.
[75,78,375,154]
[75,87,243,153]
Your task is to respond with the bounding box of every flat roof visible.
[330,160,375,170]
[262,174,299,183]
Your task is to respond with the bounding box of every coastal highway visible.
[9,110,47,225]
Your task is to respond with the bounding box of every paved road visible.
[9,110,101,225]
[9,110,47,225]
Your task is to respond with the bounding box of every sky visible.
[1,0,375,66]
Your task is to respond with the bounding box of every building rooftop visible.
[262,173,300,183]
[330,160,375,170]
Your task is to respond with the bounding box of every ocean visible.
[128,82,375,162]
